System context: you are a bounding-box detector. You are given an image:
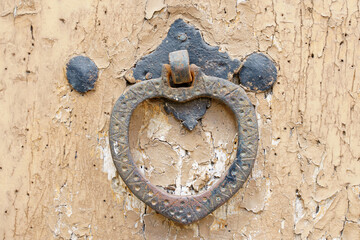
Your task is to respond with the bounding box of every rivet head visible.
[239,53,277,92]
[178,33,187,42]
[66,55,98,93]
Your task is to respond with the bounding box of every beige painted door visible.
[1,0,359,239]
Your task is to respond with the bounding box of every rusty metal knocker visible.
[109,50,258,224]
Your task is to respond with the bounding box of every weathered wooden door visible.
[1,0,359,239]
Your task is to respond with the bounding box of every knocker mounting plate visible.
[110,50,258,224]
[130,19,241,131]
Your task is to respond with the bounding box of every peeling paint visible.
[97,136,117,181]
[129,99,237,195]
[1,0,360,239]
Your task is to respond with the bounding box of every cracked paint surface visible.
[0,0,359,239]
[129,99,237,195]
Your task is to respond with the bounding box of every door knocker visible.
[109,50,258,224]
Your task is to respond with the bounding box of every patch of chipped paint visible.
[132,148,147,173]
[123,192,144,212]
[111,176,143,213]
[272,138,281,146]
[173,145,187,195]
[111,177,125,195]
[54,110,62,122]
[204,131,212,142]
[264,178,272,207]
[294,195,304,224]
[271,35,283,52]
[13,5,17,17]
[69,228,78,240]
[256,112,262,128]
[198,146,233,189]
[313,195,336,223]
[97,136,117,180]
[265,92,272,106]
[212,148,228,177]
[311,199,319,219]
[248,230,261,240]
[252,169,263,178]
[53,183,75,238]
[145,0,166,20]
[138,161,146,175]
[146,113,172,141]
[237,0,248,4]
[53,107,73,129]
[130,100,239,195]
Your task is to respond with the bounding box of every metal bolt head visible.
[178,33,187,42]
[66,55,98,93]
[239,53,277,92]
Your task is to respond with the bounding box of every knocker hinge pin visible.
[168,50,193,87]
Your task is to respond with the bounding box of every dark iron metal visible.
[132,19,241,130]
[239,53,277,92]
[164,98,211,131]
[169,50,192,85]
[110,50,258,225]
[66,56,98,93]
[132,19,240,82]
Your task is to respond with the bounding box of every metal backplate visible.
[132,19,241,130]
[110,65,258,225]
[133,19,240,82]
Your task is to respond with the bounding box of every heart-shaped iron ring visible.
[109,50,258,224]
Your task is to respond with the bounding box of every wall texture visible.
[1,0,359,239]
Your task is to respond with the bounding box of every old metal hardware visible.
[169,50,192,86]
[131,19,241,131]
[66,56,98,93]
[164,98,210,131]
[239,53,277,92]
[130,19,277,131]
[110,50,259,225]
[132,19,240,86]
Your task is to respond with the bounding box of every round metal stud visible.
[239,53,277,92]
[66,55,98,93]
